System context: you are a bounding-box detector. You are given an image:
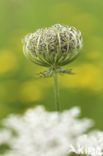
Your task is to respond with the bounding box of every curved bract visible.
[22,24,83,68]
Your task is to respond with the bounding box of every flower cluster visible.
[0,106,92,156]
[69,131,103,156]
[23,24,83,68]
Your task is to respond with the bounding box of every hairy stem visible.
[53,70,60,111]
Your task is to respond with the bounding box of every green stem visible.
[53,70,60,111]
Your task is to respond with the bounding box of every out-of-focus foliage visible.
[0,0,103,129]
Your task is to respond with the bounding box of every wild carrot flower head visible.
[0,106,92,156]
[23,24,83,68]
[70,131,103,156]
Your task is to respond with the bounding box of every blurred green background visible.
[0,0,103,129]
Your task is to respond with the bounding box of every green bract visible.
[22,24,83,68]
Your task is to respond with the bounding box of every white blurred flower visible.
[69,131,103,156]
[0,129,12,145]
[0,106,92,156]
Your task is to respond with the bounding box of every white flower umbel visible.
[69,131,103,156]
[0,106,92,156]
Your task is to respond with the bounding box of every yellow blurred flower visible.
[19,77,54,103]
[19,81,43,103]
[61,64,103,91]
[0,50,18,75]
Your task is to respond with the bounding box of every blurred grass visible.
[0,0,103,129]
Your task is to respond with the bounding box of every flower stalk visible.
[53,70,60,111]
